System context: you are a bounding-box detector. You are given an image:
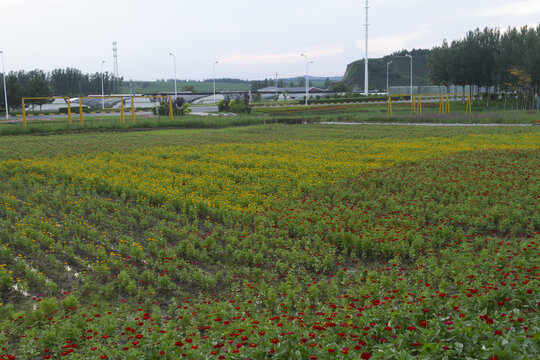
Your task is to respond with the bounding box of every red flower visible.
[494,330,503,336]
[360,352,372,359]
[412,342,421,347]
[419,320,428,327]
[271,338,279,344]
[159,351,165,355]
[328,348,336,353]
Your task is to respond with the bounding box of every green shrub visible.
[0,268,11,292]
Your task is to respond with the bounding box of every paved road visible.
[1,106,219,122]
[321,122,534,127]
[192,106,218,113]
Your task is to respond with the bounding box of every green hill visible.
[342,49,431,91]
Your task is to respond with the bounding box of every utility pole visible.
[101,60,106,109]
[213,61,219,105]
[169,52,177,100]
[406,54,413,102]
[0,51,8,119]
[275,72,278,101]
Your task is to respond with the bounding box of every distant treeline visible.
[0,68,122,110]
[429,25,540,108]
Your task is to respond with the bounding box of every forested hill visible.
[342,49,431,91]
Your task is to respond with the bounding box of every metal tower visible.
[112,41,119,93]
[364,0,369,96]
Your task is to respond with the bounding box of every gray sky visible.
[1,0,539,81]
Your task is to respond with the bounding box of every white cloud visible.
[474,0,540,17]
[356,30,431,55]
[219,46,344,66]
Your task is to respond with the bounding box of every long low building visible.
[256,86,335,101]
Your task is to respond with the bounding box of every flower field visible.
[0,126,538,359]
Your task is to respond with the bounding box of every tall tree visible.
[4,73,24,111]
[428,40,453,88]
[26,70,52,109]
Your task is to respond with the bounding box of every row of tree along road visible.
[428,25,540,110]
[0,68,121,111]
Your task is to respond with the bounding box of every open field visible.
[0,124,538,359]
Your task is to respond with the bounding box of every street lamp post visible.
[213,61,218,105]
[101,60,106,109]
[386,60,392,96]
[0,51,8,119]
[300,54,313,106]
[406,54,413,101]
[169,52,177,100]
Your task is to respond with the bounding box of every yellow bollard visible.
[22,99,27,128]
[79,98,84,125]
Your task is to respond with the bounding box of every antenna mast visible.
[364,0,369,96]
[112,41,119,93]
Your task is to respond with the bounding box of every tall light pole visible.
[275,72,278,101]
[406,54,413,101]
[101,60,105,109]
[364,0,369,96]
[213,61,219,105]
[169,52,177,100]
[386,60,392,95]
[0,51,8,119]
[300,54,313,106]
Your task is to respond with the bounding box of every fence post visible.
[131,96,136,123]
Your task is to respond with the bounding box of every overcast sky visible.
[1,0,539,81]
